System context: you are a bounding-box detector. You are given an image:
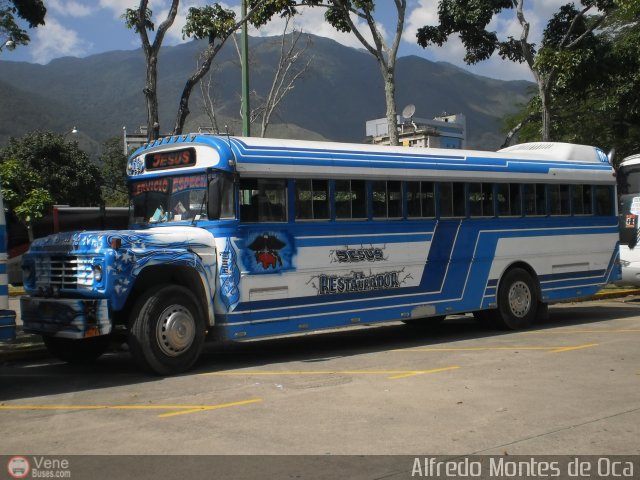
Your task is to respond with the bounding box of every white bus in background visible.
[616,153,640,286]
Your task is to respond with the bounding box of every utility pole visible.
[241,0,251,137]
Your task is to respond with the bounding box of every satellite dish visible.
[402,104,416,120]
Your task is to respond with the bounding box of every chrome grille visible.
[35,255,95,290]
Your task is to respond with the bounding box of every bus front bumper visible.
[20,296,112,339]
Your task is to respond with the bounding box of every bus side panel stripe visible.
[419,220,461,292]
[225,225,618,320]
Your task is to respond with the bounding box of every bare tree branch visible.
[199,62,221,134]
[259,19,313,136]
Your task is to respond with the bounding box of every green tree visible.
[417,0,618,141]
[100,137,129,207]
[0,0,46,50]
[123,0,179,141]
[0,157,52,241]
[304,0,406,146]
[509,2,640,158]
[0,131,103,211]
[173,3,241,135]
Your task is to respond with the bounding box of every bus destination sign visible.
[145,148,196,171]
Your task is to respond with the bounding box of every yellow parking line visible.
[201,366,460,380]
[0,398,263,418]
[549,343,598,353]
[523,329,640,335]
[158,398,263,418]
[396,343,597,354]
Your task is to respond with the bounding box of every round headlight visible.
[93,264,103,282]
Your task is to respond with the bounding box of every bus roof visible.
[619,153,640,167]
[128,135,615,184]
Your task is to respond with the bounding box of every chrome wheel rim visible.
[508,281,531,318]
[156,305,196,357]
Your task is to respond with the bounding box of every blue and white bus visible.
[20,136,620,374]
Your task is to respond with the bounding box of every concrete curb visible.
[0,334,48,363]
[0,345,49,363]
[2,288,640,364]
[589,288,640,300]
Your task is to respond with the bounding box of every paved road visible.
[1,297,639,457]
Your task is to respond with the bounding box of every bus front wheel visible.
[128,284,205,375]
[496,268,538,330]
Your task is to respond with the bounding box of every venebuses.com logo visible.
[7,456,30,479]
[6,456,71,478]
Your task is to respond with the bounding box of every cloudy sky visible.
[1,0,571,81]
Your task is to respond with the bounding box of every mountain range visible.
[0,33,534,157]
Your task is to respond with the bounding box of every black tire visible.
[128,284,206,375]
[43,335,111,363]
[496,268,539,330]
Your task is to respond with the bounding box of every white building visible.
[366,113,466,149]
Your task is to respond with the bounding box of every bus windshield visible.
[617,164,640,195]
[129,172,236,225]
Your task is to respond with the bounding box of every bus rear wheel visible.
[496,268,538,330]
[128,284,205,375]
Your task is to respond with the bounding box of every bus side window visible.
[408,181,436,218]
[549,185,570,216]
[372,180,402,219]
[439,182,465,218]
[468,182,494,217]
[239,178,287,223]
[335,180,367,220]
[573,185,593,215]
[296,179,329,221]
[497,184,523,217]
[295,179,313,220]
[524,184,546,216]
[595,186,613,216]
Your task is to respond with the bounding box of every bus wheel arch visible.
[495,263,541,330]
[125,264,212,325]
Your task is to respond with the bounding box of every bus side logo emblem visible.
[249,234,285,269]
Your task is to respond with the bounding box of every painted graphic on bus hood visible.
[218,237,240,310]
[23,227,217,312]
